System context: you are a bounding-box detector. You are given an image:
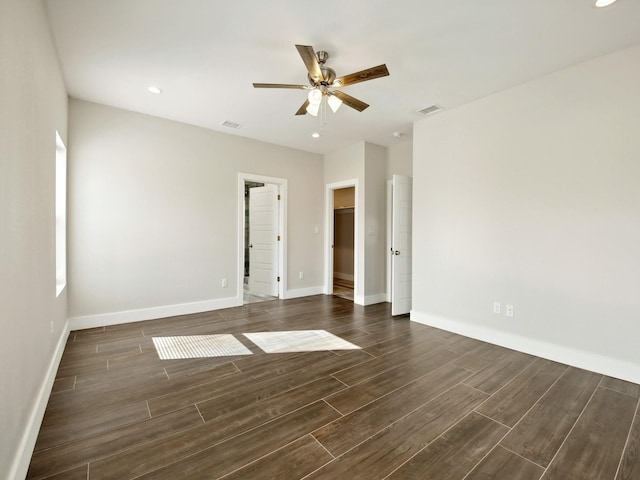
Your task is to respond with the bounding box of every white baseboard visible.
[363,293,387,306]
[69,296,243,330]
[10,319,70,480]
[411,310,640,385]
[284,286,324,299]
[333,272,354,282]
[352,293,387,306]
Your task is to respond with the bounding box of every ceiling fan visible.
[253,44,390,116]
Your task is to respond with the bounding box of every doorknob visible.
[394,250,400,255]
[249,244,253,248]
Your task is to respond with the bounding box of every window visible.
[55,131,67,296]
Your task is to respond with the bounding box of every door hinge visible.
[277,235,281,241]
[277,194,281,200]
[277,276,280,282]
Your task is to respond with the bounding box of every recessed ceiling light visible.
[595,0,617,7]
[148,86,163,94]
[311,132,320,138]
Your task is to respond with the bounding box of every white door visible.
[249,184,279,296]
[391,175,412,315]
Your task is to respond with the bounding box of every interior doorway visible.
[325,179,359,303]
[238,173,287,305]
[333,187,355,301]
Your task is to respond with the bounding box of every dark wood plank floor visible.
[28,295,640,479]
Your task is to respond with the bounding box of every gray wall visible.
[0,1,69,477]
[387,141,413,179]
[324,142,388,304]
[412,44,640,382]
[364,143,387,300]
[68,100,325,323]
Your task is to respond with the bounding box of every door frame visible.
[325,179,359,302]
[238,172,287,302]
[386,179,392,303]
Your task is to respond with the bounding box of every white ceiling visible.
[45,0,640,155]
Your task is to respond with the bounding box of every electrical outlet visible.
[221,278,227,288]
[299,271,304,280]
[493,302,501,314]
[506,304,514,317]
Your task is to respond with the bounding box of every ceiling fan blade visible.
[331,90,369,112]
[253,83,308,89]
[295,99,310,116]
[295,44,323,83]
[333,64,389,87]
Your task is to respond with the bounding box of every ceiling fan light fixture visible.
[327,94,342,113]
[308,88,323,106]
[306,103,319,116]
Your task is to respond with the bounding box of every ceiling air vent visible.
[221,120,242,129]
[417,105,442,116]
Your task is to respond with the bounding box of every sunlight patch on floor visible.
[244,330,361,353]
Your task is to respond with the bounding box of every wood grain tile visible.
[475,358,567,427]
[43,464,89,480]
[602,376,640,398]
[55,354,107,379]
[220,435,333,480]
[452,342,511,372]
[313,363,473,456]
[89,378,342,479]
[543,387,638,480]
[34,400,150,452]
[197,375,346,422]
[27,407,202,479]
[147,349,369,416]
[324,348,460,414]
[444,335,485,354]
[500,367,601,467]
[305,384,488,479]
[332,335,448,386]
[462,348,535,394]
[465,446,544,480]
[386,412,508,479]
[43,360,239,420]
[130,401,340,480]
[362,327,441,358]
[616,412,640,480]
[51,376,76,393]
[27,297,640,480]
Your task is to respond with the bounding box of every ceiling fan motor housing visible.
[308,51,336,86]
[309,67,336,87]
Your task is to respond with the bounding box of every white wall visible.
[324,142,388,304]
[325,143,366,303]
[364,143,387,302]
[412,44,640,383]
[68,100,324,324]
[0,1,69,478]
[387,140,413,179]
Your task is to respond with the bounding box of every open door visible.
[391,175,412,315]
[248,184,279,297]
